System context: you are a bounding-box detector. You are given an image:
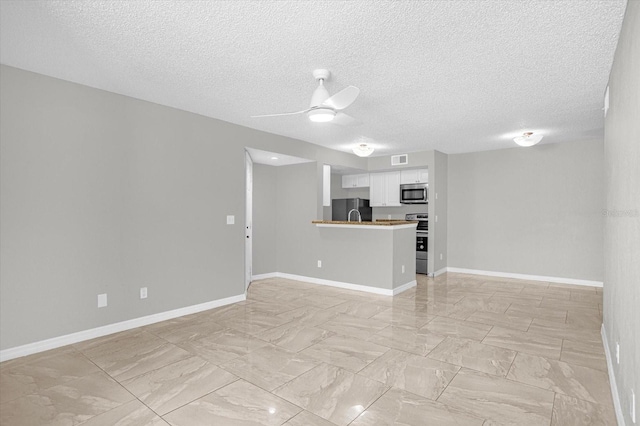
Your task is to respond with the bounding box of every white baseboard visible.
[434,267,447,277]
[251,272,278,281]
[445,267,603,287]
[254,272,416,296]
[602,324,626,426]
[0,294,246,363]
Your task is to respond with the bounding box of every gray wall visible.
[252,164,277,275]
[433,151,448,272]
[603,2,640,424]
[275,162,320,276]
[0,65,363,351]
[447,139,604,281]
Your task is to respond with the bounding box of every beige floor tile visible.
[566,310,603,330]
[420,315,492,341]
[506,352,612,404]
[258,322,334,352]
[437,368,554,426]
[299,335,388,373]
[218,310,291,335]
[121,356,237,415]
[150,319,228,344]
[3,274,617,426]
[164,379,301,426]
[465,310,533,331]
[452,295,512,314]
[324,300,390,318]
[0,371,134,426]
[177,328,270,365]
[273,363,387,426]
[551,393,617,426]
[528,318,602,342]
[368,325,445,356]
[107,343,193,382]
[369,309,434,328]
[505,304,567,322]
[317,314,389,339]
[221,345,319,391]
[0,350,100,403]
[284,410,336,425]
[351,387,484,426]
[560,339,607,371]
[78,399,169,425]
[427,337,517,376]
[359,348,460,400]
[482,326,563,359]
[276,305,340,327]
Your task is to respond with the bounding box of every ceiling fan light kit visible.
[353,143,374,157]
[308,108,336,122]
[514,132,543,147]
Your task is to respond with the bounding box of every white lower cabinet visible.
[370,171,401,207]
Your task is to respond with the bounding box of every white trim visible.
[0,294,246,363]
[434,267,447,277]
[445,267,603,287]
[251,272,278,281]
[392,280,417,295]
[602,324,626,426]
[272,272,415,296]
[314,223,417,230]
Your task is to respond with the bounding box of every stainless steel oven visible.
[406,213,428,274]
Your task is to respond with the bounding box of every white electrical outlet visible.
[435,215,438,222]
[616,342,620,364]
[387,214,391,219]
[402,265,405,274]
[140,287,148,299]
[317,260,322,268]
[436,193,438,200]
[226,215,235,225]
[440,253,443,260]
[631,388,636,423]
[97,293,107,308]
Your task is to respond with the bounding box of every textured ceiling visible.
[0,0,627,155]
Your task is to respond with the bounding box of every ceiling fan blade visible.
[332,112,359,126]
[322,86,360,110]
[251,109,308,118]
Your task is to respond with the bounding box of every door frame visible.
[245,150,253,293]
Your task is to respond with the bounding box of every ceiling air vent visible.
[391,154,408,166]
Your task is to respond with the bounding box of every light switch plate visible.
[98,293,107,308]
[226,215,235,225]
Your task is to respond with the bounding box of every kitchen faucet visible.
[348,209,362,222]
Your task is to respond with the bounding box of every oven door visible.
[416,232,428,274]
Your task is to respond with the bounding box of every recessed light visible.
[270,156,279,160]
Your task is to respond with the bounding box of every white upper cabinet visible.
[342,173,370,188]
[400,168,428,184]
[370,171,401,207]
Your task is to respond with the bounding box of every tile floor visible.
[0,273,615,425]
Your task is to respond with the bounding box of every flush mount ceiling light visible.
[353,143,374,157]
[514,132,543,147]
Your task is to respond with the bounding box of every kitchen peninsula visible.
[310,220,417,295]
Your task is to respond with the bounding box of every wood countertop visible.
[312,220,417,226]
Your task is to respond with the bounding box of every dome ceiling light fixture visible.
[353,143,374,157]
[514,132,543,147]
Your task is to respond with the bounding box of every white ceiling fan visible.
[251,69,359,124]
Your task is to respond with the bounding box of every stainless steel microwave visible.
[400,183,428,204]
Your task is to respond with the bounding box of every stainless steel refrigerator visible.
[331,198,372,222]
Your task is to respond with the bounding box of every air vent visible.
[391,154,408,166]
